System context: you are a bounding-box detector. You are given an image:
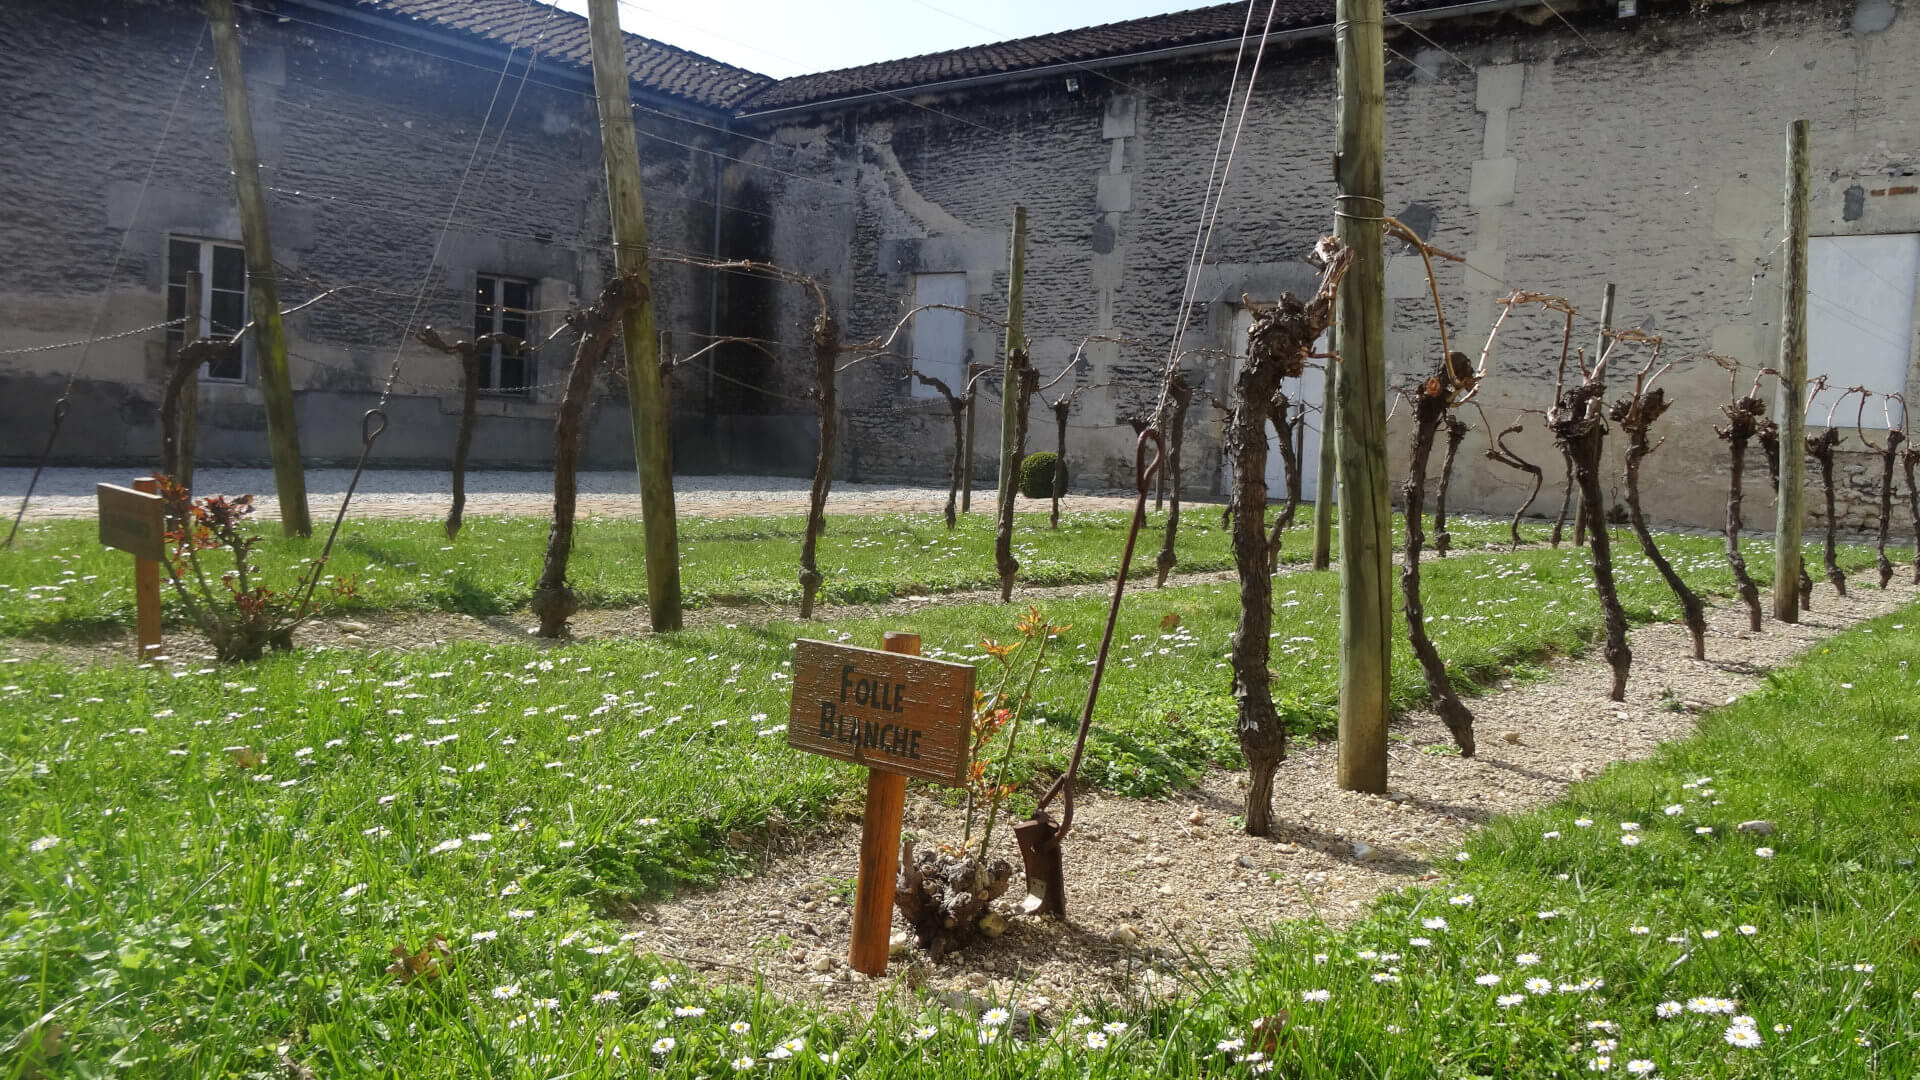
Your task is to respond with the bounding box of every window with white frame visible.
[908,272,967,398]
[1808,233,1919,428]
[165,237,247,382]
[473,274,534,392]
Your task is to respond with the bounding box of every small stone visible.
[1737,820,1775,836]
[1352,840,1377,861]
[1109,924,1140,946]
[1501,731,1523,744]
[1235,854,1257,869]
[978,913,1008,938]
[809,954,835,973]
[1188,806,1207,826]
[888,931,911,957]
[342,634,366,646]
[1387,791,1411,803]
[1274,842,1300,855]
[339,621,371,634]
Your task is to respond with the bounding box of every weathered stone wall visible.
[0,0,737,472]
[732,0,1920,532]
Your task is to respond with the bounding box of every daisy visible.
[1496,994,1525,1007]
[1410,937,1432,948]
[1103,1021,1129,1035]
[1655,1001,1682,1019]
[651,1037,676,1054]
[1695,826,1714,835]
[981,1008,1010,1027]
[1543,831,1562,840]
[1085,1032,1108,1050]
[1525,978,1552,995]
[1423,917,1448,930]
[1754,847,1775,858]
[1620,822,1641,831]
[730,1055,756,1070]
[913,1026,938,1040]
[1217,1038,1246,1053]
[1575,818,1594,828]
[1475,974,1501,986]
[674,1006,707,1018]
[1301,989,1331,1002]
[1372,972,1399,984]
[27,836,60,853]
[591,990,620,1005]
[1724,1025,1762,1049]
[1448,894,1475,907]
[1700,929,1721,940]
[491,984,521,1000]
[1738,925,1758,936]
[730,1021,752,1035]
[1663,805,1684,816]
[1626,1060,1656,1075]
[1516,953,1541,966]
[976,1029,1000,1045]
[1629,925,1650,935]
[649,975,675,992]
[1620,834,1642,847]
[1586,1056,1613,1072]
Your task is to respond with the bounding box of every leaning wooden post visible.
[1333,0,1392,794]
[206,0,309,538]
[850,631,918,976]
[131,477,163,657]
[1311,331,1338,570]
[179,270,201,492]
[586,0,683,631]
[993,207,1028,599]
[962,363,980,514]
[1772,119,1811,623]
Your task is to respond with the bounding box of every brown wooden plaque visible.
[97,483,165,562]
[787,639,973,786]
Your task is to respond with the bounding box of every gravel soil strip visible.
[618,572,1917,1019]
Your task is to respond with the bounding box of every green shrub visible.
[1020,451,1066,499]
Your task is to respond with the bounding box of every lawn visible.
[0,528,1900,1076]
[0,505,1529,639]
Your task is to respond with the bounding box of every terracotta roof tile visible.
[347,0,774,110]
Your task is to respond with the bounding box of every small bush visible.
[1020,452,1066,499]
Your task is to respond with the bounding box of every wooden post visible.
[848,630,918,976]
[1332,0,1393,794]
[995,208,1028,521]
[180,270,201,493]
[586,0,683,631]
[206,0,310,538]
[1773,119,1811,624]
[132,477,163,658]
[961,363,979,514]
[993,208,1028,600]
[1311,325,1337,570]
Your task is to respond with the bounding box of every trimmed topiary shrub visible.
[1020,452,1066,499]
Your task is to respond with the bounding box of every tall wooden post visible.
[1332,0,1392,794]
[848,630,919,976]
[180,270,202,493]
[1772,119,1811,623]
[995,208,1028,520]
[586,0,683,631]
[206,0,309,537]
[1311,326,1338,570]
[961,363,979,514]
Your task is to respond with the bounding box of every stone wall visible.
[730,0,1920,532]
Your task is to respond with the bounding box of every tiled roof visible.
[346,0,775,111]
[738,0,1468,112]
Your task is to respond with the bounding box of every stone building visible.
[2,0,1916,532]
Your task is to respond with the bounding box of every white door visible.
[1221,307,1326,502]
[908,273,968,398]
[1807,233,1919,428]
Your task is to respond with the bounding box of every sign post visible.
[97,478,166,658]
[787,631,974,976]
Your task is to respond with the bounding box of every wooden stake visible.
[586,0,683,632]
[132,477,163,658]
[1333,0,1393,794]
[206,0,310,538]
[961,365,978,514]
[179,270,200,493]
[1311,327,1337,571]
[993,208,1028,600]
[1773,119,1811,623]
[849,630,918,976]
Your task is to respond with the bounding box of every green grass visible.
[5,569,1915,1076]
[0,506,1534,639]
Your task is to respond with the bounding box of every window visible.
[166,237,247,382]
[908,272,967,398]
[1808,233,1919,428]
[473,275,534,392]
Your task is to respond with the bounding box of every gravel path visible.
[621,571,1918,1019]
[0,468,1144,522]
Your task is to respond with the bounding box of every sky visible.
[547,0,1211,78]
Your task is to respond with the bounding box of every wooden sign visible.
[97,478,165,656]
[787,637,974,787]
[97,483,165,562]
